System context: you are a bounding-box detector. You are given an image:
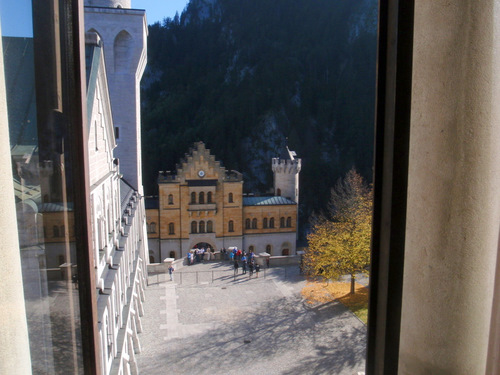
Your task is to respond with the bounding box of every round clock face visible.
[198,170,205,178]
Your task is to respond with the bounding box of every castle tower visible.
[84,0,147,194]
[272,146,301,205]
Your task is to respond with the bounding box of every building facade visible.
[146,142,301,262]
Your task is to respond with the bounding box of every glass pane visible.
[1,1,84,373]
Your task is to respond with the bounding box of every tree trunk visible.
[350,274,356,294]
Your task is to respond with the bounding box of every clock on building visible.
[198,170,205,178]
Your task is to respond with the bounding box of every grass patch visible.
[301,281,369,324]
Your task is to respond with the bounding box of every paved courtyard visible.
[138,262,366,375]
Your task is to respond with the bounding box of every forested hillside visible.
[141,0,377,235]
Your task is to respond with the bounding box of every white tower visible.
[272,146,301,205]
[84,0,147,194]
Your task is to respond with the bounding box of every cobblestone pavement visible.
[138,262,367,375]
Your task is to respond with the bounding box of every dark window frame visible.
[31,0,102,372]
[365,1,415,374]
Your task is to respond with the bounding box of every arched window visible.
[191,221,197,233]
[286,217,292,227]
[228,192,234,203]
[191,192,196,204]
[277,188,282,196]
[252,218,257,229]
[199,220,205,233]
[282,248,290,256]
[207,220,213,233]
[263,218,268,228]
[150,222,157,233]
[168,223,174,235]
[249,246,255,252]
[280,217,285,228]
[169,251,176,259]
[228,220,234,232]
[266,244,272,255]
[245,218,251,229]
[199,192,205,204]
[149,255,155,263]
[113,30,132,72]
[53,225,60,237]
[270,218,275,228]
[207,192,212,203]
[168,194,174,204]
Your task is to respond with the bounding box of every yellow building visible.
[146,142,301,261]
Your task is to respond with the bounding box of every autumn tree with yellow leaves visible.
[305,168,372,294]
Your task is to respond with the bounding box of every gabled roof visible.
[243,196,297,206]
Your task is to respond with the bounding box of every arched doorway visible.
[193,242,213,251]
[169,251,176,259]
[281,242,292,256]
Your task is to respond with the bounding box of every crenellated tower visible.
[84,0,147,194]
[272,146,301,205]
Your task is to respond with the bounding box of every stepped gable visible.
[159,141,243,184]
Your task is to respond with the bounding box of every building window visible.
[191,221,197,233]
[249,245,254,252]
[228,220,234,232]
[199,220,205,233]
[252,218,257,229]
[245,218,251,229]
[207,220,213,233]
[266,245,272,255]
[270,218,275,228]
[168,223,174,235]
[53,225,60,238]
[263,218,268,228]
[169,251,176,259]
[150,222,157,233]
[168,194,173,204]
[207,192,212,203]
[228,192,233,203]
[277,188,281,196]
[286,217,292,227]
[191,192,196,204]
[199,192,205,204]
[60,225,65,237]
[114,126,119,139]
[280,217,285,228]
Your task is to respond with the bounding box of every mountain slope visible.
[141,0,377,234]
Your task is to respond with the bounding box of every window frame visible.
[365,0,415,374]
[30,0,102,372]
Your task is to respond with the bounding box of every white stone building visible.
[85,30,148,374]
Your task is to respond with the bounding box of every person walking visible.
[255,263,260,278]
[233,260,239,276]
[249,261,254,278]
[168,265,174,281]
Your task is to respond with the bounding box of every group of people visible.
[187,247,214,265]
[232,250,260,278]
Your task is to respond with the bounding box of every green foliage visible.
[305,169,372,294]
[141,0,377,235]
